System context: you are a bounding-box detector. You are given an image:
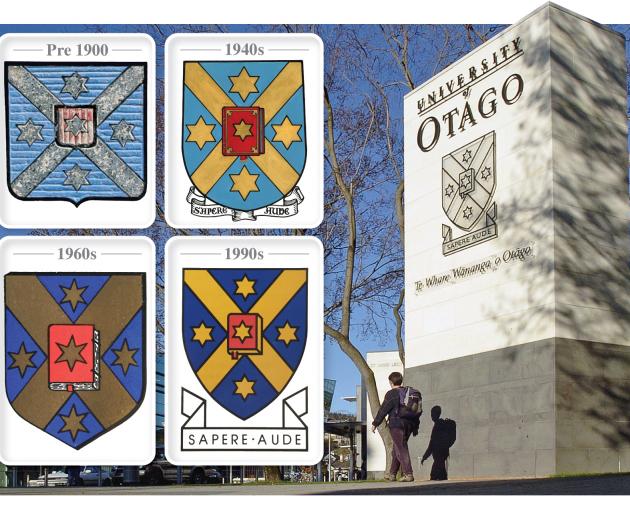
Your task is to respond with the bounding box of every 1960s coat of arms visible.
[4,272,146,449]
[4,62,147,205]
[181,61,306,221]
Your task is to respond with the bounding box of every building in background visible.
[366,351,403,478]
[324,379,336,421]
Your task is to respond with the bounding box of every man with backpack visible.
[371,372,422,482]
[421,405,456,480]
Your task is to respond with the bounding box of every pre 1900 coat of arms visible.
[4,62,147,205]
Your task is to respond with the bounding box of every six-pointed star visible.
[55,336,87,372]
[463,206,474,219]
[229,68,259,101]
[233,120,253,141]
[65,114,88,137]
[481,166,492,180]
[59,405,88,440]
[16,118,44,146]
[234,376,255,399]
[233,321,252,342]
[235,275,256,299]
[192,322,213,345]
[61,72,89,99]
[230,166,260,200]
[110,119,136,148]
[61,279,87,311]
[112,339,138,375]
[8,342,36,377]
[186,116,215,149]
[64,164,91,191]
[462,149,473,163]
[445,184,455,197]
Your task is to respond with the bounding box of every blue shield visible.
[4,272,146,449]
[181,61,306,212]
[5,62,147,205]
[182,268,308,420]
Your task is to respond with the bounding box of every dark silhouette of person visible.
[421,406,450,480]
[371,371,419,482]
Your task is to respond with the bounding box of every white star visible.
[65,114,87,137]
[110,120,136,148]
[61,72,89,99]
[63,164,90,191]
[16,118,44,146]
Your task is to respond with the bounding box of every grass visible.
[550,471,630,479]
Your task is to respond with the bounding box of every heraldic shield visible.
[182,268,307,420]
[442,131,496,231]
[181,61,306,214]
[4,273,146,449]
[5,62,147,205]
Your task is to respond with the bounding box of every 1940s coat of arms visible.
[181,61,306,221]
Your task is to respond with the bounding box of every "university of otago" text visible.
[416,37,525,152]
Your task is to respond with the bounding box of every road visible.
[1,474,629,495]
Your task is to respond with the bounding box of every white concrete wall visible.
[404,4,629,369]
[365,351,403,473]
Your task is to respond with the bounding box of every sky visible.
[1,19,629,416]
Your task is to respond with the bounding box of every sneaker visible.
[399,474,414,482]
[383,473,395,481]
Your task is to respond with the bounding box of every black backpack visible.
[435,418,457,448]
[397,386,422,419]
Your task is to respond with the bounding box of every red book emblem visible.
[55,106,97,148]
[222,106,265,159]
[48,324,100,391]
[227,313,263,359]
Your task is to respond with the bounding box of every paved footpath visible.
[0,474,629,495]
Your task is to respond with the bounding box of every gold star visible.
[233,321,252,342]
[235,275,256,299]
[234,376,255,399]
[55,336,87,371]
[112,339,138,375]
[61,280,87,311]
[277,321,298,346]
[186,116,216,149]
[9,343,36,377]
[230,166,259,200]
[272,116,302,149]
[59,405,88,441]
[229,68,259,101]
[192,322,213,345]
[233,120,253,141]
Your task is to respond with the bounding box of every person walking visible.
[421,405,456,481]
[371,372,421,482]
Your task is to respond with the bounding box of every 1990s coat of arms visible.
[182,61,306,221]
[182,268,307,420]
[441,131,497,255]
[4,62,147,205]
[4,272,146,449]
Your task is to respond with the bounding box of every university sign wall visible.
[403,4,630,478]
[403,18,541,367]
